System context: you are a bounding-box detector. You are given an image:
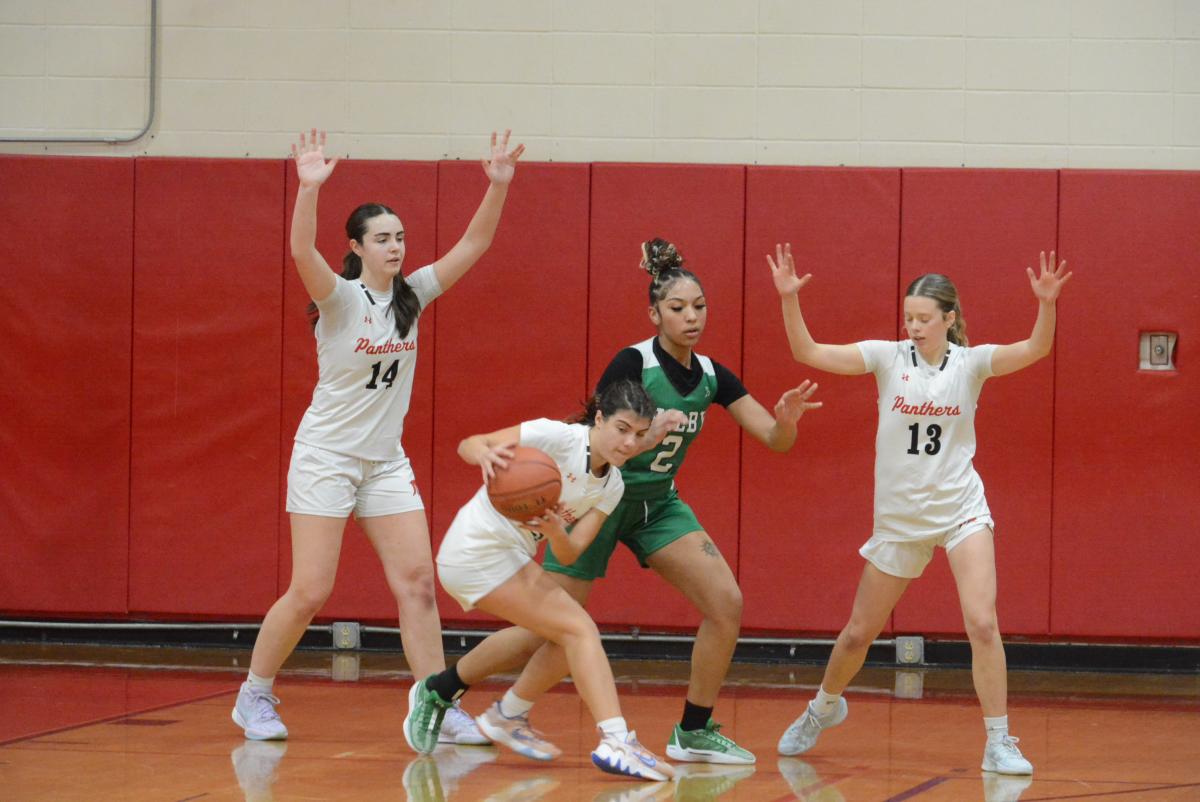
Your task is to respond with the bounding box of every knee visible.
[963,611,1000,645]
[701,582,744,630]
[556,613,601,652]
[391,562,438,608]
[286,579,334,618]
[837,620,877,653]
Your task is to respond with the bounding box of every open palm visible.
[766,242,812,297]
[481,129,525,184]
[291,128,338,187]
[1027,250,1072,302]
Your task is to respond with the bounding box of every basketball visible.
[487,446,562,520]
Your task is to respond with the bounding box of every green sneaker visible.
[403,678,451,754]
[665,719,756,765]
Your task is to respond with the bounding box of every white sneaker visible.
[439,702,491,745]
[231,741,287,797]
[591,730,674,782]
[982,735,1033,775]
[232,681,288,741]
[983,771,1033,802]
[475,701,561,761]
[777,698,847,756]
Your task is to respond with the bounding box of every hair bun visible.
[640,237,684,277]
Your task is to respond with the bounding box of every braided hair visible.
[641,237,704,306]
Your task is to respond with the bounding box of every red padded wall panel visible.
[281,161,439,621]
[741,167,901,633]
[1054,171,1200,638]
[894,169,1058,636]
[431,162,590,626]
[586,164,746,629]
[129,159,285,616]
[0,156,133,615]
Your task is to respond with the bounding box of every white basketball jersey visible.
[858,340,998,540]
[294,267,442,461]
[438,419,626,561]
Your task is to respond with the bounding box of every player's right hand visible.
[479,442,516,484]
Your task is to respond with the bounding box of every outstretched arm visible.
[768,243,868,375]
[991,250,1072,377]
[726,380,822,452]
[432,130,526,292]
[290,129,341,303]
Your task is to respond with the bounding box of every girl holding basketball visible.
[769,244,1070,775]
[407,379,675,781]
[231,129,523,747]
[461,238,821,766]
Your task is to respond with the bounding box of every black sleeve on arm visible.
[595,348,644,394]
[713,360,750,408]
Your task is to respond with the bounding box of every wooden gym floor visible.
[1,643,1197,801]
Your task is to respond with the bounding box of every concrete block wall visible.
[1,0,1198,168]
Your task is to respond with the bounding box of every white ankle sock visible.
[597,717,629,739]
[984,715,1009,742]
[499,689,534,719]
[812,687,841,718]
[247,671,274,691]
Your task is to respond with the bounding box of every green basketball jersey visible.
[620,338,718,501]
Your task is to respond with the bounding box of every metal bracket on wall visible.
[331,622,361,650]
[1139,331,1177,371]
[895,635,924,665]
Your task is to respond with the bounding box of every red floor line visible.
[0,686,235,748]
[882,775,952,801]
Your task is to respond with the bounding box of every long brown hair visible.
[905,273,968,346]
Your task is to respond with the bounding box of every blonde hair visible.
[905,273,968,346]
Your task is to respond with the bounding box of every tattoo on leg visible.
[700,539,720,558]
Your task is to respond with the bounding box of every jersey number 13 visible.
[906,422,942,455]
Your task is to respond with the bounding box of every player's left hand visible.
[481,129,525,185]
[775,379,822,424]
[1027,250,1072,302]
[524,506,566,538]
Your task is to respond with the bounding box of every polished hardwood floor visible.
[2,643,1197,801]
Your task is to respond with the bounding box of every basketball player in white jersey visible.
[406,380,675,781]
[231,129,524,747]
[768,244,1071,776]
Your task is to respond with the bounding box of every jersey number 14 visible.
[365,360,399,389]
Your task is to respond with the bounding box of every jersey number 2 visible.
[365,360,399,390]
[906,422,942,455]
[649,435,683,473]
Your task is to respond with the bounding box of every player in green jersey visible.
[458,238,821,766]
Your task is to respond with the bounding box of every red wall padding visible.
[740,167,901,633]
[430,162,591,625]
[585,164,746,629]
[894,169,1059,636]
[0,156,133,614]
[128,159,285,616]
[2,155,1199,644]
[1053,171,1200,638]
[280,160,439,621]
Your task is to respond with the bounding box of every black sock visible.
[681,700,713,732]
[425,664,469,703]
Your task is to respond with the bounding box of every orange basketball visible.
[487,446,562,521]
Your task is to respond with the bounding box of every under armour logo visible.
[901,373,910,382]
[364,315,372,324]
[565,473,576,483]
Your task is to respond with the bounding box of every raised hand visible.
[481,129,525,185]
[291,128,339,188]
[1027,250,1072,303]
[774,379,822,425]
[766,243,812,297]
